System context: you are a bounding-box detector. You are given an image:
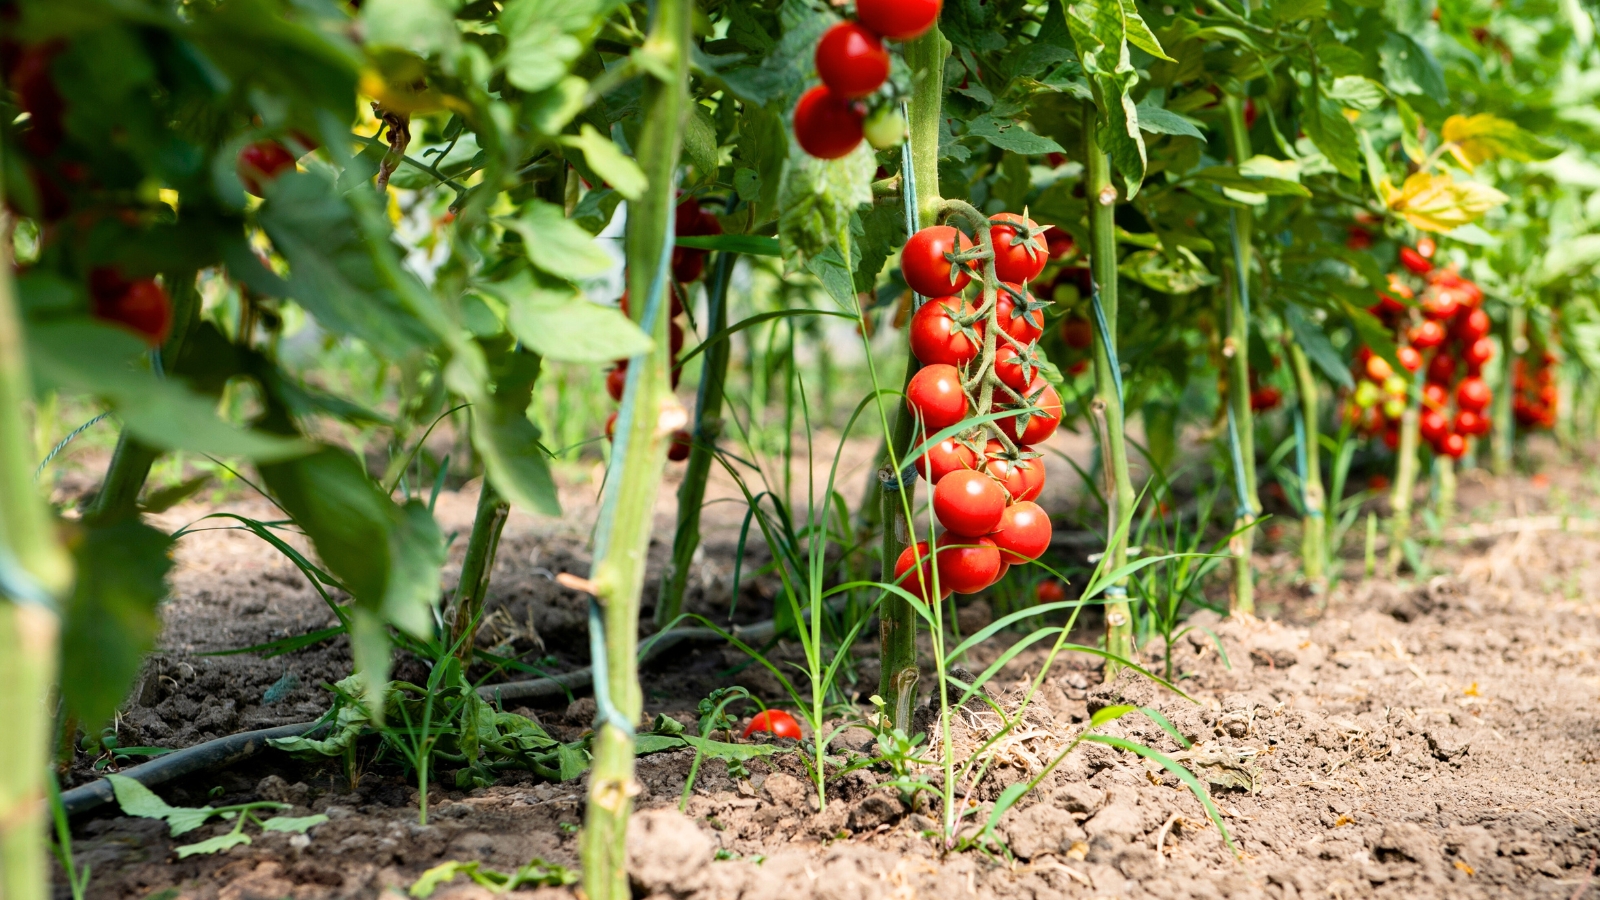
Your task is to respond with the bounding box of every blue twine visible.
[585,181,679,737]
[0,545,57,610]
[1088,286,1123,405]
[34,412,110,480]
[1225,405,1255,521]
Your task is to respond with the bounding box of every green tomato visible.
[1383,375,1408,397]
[1354,380,1381,408]
[863,105,907,150]
[1382,397,1407,420]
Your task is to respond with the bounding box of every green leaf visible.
[259,815,329,834]
[1118,246,1218,294]
[561,125,647,201]
[258,172,447,359]
[499,201,615,280]
[679,735,782,761]
[1537,234,1600,285]
[60,521,173,730]
[471,338,562,516]
[676,234,780,256]
[1119,0,1173,60]
[28,322,307,461]
[383,500,447,638]
[777,142,874,267]
[361,0,457,55]
[683,102,720,182]
[1192,165,1311,197]
[806,246,858,311]
[1134,103,1205,138]
[1089,704,1137,727]
[572,187,622,235]
[260,448,394,605]
[412,861,474,898]
[966,115,1066,155]
[1081,734,1236,855]
[107,774,174,820]
[1285,303,1354,389]
[1379,31,1446,99]
[1269,0,1327,23]
[498,277,651,363]
[499,0,607,92]
[165,806,223,837]
[175,831,252,859]
[1303,96,1361,179]
[1326,76,1386,111]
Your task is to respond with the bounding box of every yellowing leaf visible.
[1441,114,1561,170]
[1380,171,1508,233]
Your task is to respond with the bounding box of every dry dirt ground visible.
[57,455,1600,900]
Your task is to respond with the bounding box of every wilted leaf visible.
[260,815,330,834]
[107,774,175,820]
[1441,114,1562,170]
[1118,246,1219,294]
[777,142,875,267]
[176,831,252,859]
[1380,171,1509,233]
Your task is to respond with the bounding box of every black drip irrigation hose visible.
[60,617,784,817]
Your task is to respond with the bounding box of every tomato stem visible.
[1221,92,1261,615]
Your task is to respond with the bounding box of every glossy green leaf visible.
[562,125,647,201]
[499,201,616,280]
[61,521,173,730]
[1285,303,1354,389]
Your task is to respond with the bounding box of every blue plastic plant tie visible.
[1225,405,1255,521]
[585,180,678,737]
[898,104,927,313]
[587,596,635,737]
[878,462,920,493]
[1227,209,1250,324]
[1103,584,1128,599]
[34,412,110,480]
[0,545,56,610]
[1089,286,1124,405]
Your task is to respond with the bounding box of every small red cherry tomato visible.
[793,86,863,160]
[901,226,974,297]
[743,709,803,740]
[815,22,889,99]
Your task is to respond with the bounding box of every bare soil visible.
[58,451,1600,900]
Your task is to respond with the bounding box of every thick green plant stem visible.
[877,26,947,726]
[1387,405,1421,573]
[1491,303,1525,475]
[1083,107,1135,668]
[1435,456,1456,524]
[1222,94,1260,615]
[579,1,690,897]
[657,252,735,628]
[0,170,72,900]
[1288,343,1326,589]
[81,275,201,526]
[449,480,509,660]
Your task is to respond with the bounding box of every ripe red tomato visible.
[905,364,969,430]
[1455,409,1487,437]
[1455,307,1490,343]
[902,226,974,297]
[237,140,297,197]
[933,469,1007,536]
[1420,409,1449,443]
[668,429,692,461]
[994,344,1035,392]
[856,0,943,41]
[909,298,981,366]
[1243,97,1258,129]
[606,364,627,401]
[896,540,949,602]
[997,377,1062,445]
[1035,580,1067,603]
[1045,230,1076,260]
[989,213,1048,284]
[1346,226,1373,250]
[743,709,803,740]
[1061,316,1092,349]
[992,501,1051,563]
[934,532,1001,594]
[1456,376,1491,412]
[1408,320,1445,350]
[815,23,889,99]
[994,285,1044,343]
[1381,424,1401,450]
[1249,386,1282,411]
[604,411,617,440]
[1398,246,1433,275]
[1426,353,1456,386]
[1463,337,1494,368]
[92,277,172,347]
[1396,346,1422,373]
[1422,288,1461,320]
[1440,432,1467,458]
[918,434,977,482]
[793,85,863,159]
[1423,383,1448,409]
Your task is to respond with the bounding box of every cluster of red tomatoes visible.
[1351,239,1493,458]
[792,0,941,159]
[236,136,315,198]
[1512,351,1559,430]
[601,198,719,461]
[892,213,1061,600]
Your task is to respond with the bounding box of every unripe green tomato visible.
[1383,375,1408,397]
[863,105,907,150]
[1382,397,1406,420]
[1354,380,1381,408]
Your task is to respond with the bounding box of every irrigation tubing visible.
[59,616,788,817]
